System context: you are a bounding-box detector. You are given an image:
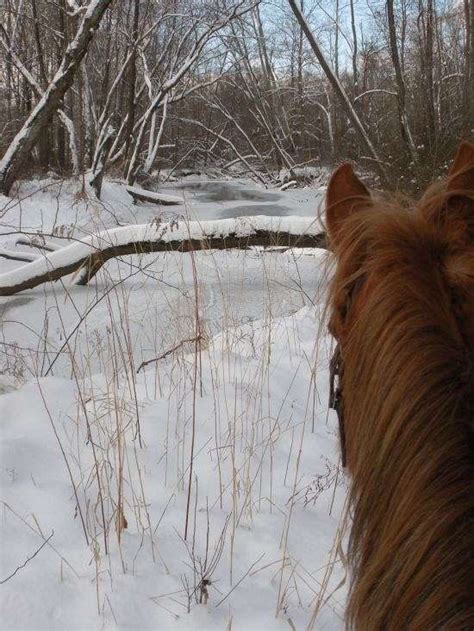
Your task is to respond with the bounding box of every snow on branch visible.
[0,248,39,263]
[0,217,326,296]
[15,235,62,252]
[353,89,398,102]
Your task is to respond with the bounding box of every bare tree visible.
[0,0,469,190]
[386,0,417,163]
[0,0,114,194]
[287,0,388,184]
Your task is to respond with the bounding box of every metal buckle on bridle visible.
[329,343,347,468]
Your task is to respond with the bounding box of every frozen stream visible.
[0,177,327,378]
[175,179,290,217]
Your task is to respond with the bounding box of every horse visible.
[325,141,474,630]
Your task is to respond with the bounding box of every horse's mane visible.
[328,184,474,629]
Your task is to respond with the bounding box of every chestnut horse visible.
[325,142,474,629]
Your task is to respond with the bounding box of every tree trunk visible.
[31,0,51,169]
[418,0,436,151]
[0,0,114,195]
[386,0,418,163]
[56,2,68,170]
[350,0,358,92]
[287,0,389,185]
[425,0,436,148]
[90,125,114,199]
[123,0,140,168]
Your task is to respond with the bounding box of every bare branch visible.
[137,335,204,373]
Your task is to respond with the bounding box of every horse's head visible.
[325,141,474,470]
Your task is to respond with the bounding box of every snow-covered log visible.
[126,186,183,206]
[280,180,297,191]
[0,248,39,263]
[0,217,326,296]
[15,235,62,252]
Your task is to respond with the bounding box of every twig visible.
[0,530,54,584]
[137,335,203,373]
[215,553,265,607]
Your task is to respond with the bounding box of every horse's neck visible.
[344,275,474,629]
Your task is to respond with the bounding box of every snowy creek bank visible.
[0,175,347,630]
[0,308,347,630]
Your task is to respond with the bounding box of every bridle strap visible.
[328,276,366,468]
[329,342,347,468]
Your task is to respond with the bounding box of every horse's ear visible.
[447,141,474,192]
[326,163,371,249]
[422,142,474,247]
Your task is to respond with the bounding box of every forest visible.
[1,0,472,193]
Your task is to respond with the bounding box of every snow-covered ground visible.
[0,176,347,630]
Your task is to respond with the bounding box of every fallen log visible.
[0,216,326,296]
[126,185,183,206]
[15,235,61,252]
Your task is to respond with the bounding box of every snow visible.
[0,174,346,630]
[0,308,346,630]
[0,175,325,235]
